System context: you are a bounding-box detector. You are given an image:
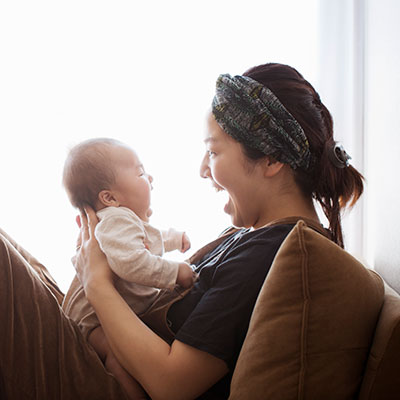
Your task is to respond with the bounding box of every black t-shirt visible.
[167,224,294,399]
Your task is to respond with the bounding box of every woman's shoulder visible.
[213,224,296,274]
[236,223,295,246]
[218,222,295,243]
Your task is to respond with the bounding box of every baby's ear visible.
[98,190,119,207]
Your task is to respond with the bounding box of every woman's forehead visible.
[205,114,230,143]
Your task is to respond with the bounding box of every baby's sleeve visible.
[95,209,179,290]
[162,228,184,253]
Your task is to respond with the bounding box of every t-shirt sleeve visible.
[174,240,279,370]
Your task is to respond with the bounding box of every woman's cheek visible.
[210,160,226,186]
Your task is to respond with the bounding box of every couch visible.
[228,220,400,400]
[2,222,399,399]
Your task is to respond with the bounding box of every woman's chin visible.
[224,198,240,226]
[224,197,250,228]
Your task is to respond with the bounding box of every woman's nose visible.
[199,153,211,179]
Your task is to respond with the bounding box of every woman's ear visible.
[98,190,119,207]
[263,158,285,178]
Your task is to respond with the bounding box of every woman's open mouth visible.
[210,183,232,215]
[209,181,233,216]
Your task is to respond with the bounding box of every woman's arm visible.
[74,209,228,400]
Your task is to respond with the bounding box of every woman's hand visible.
[72,207,113,297]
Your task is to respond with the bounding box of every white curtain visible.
[316,0,366,259]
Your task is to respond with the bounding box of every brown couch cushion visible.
[358,285,400,400]
[0,227,64,304]
[229,220,384,400]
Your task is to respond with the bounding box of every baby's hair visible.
[63,138,124,211]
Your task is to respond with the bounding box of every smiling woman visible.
[69,61,364,399]
[0,0,319,293]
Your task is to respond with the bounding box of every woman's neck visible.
[253,183,320,230]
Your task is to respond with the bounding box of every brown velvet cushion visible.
[229,220,384,400]
[358,285,400,400]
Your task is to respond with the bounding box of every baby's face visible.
[110,145,153,222]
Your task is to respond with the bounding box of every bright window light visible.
[0,0,319,292]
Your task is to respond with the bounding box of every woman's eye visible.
[207,150,216,157]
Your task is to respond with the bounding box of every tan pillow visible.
[229,220,384,400]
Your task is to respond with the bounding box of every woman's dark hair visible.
[242,63,364,248]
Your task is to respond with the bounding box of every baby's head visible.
[63,138,153,221]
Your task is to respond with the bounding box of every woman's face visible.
[200,113,266,228]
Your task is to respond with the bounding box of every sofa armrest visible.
[358,284,400,400]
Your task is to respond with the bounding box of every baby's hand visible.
[180,232,191,253]
[176,262,197,289]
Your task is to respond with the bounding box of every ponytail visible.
[312,140,364,248]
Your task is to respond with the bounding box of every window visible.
[0,0,319,291]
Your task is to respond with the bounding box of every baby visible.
[62,138,195,399]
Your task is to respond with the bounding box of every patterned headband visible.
[212,74,312,170]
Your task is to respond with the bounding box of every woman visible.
[0,63,364,399]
